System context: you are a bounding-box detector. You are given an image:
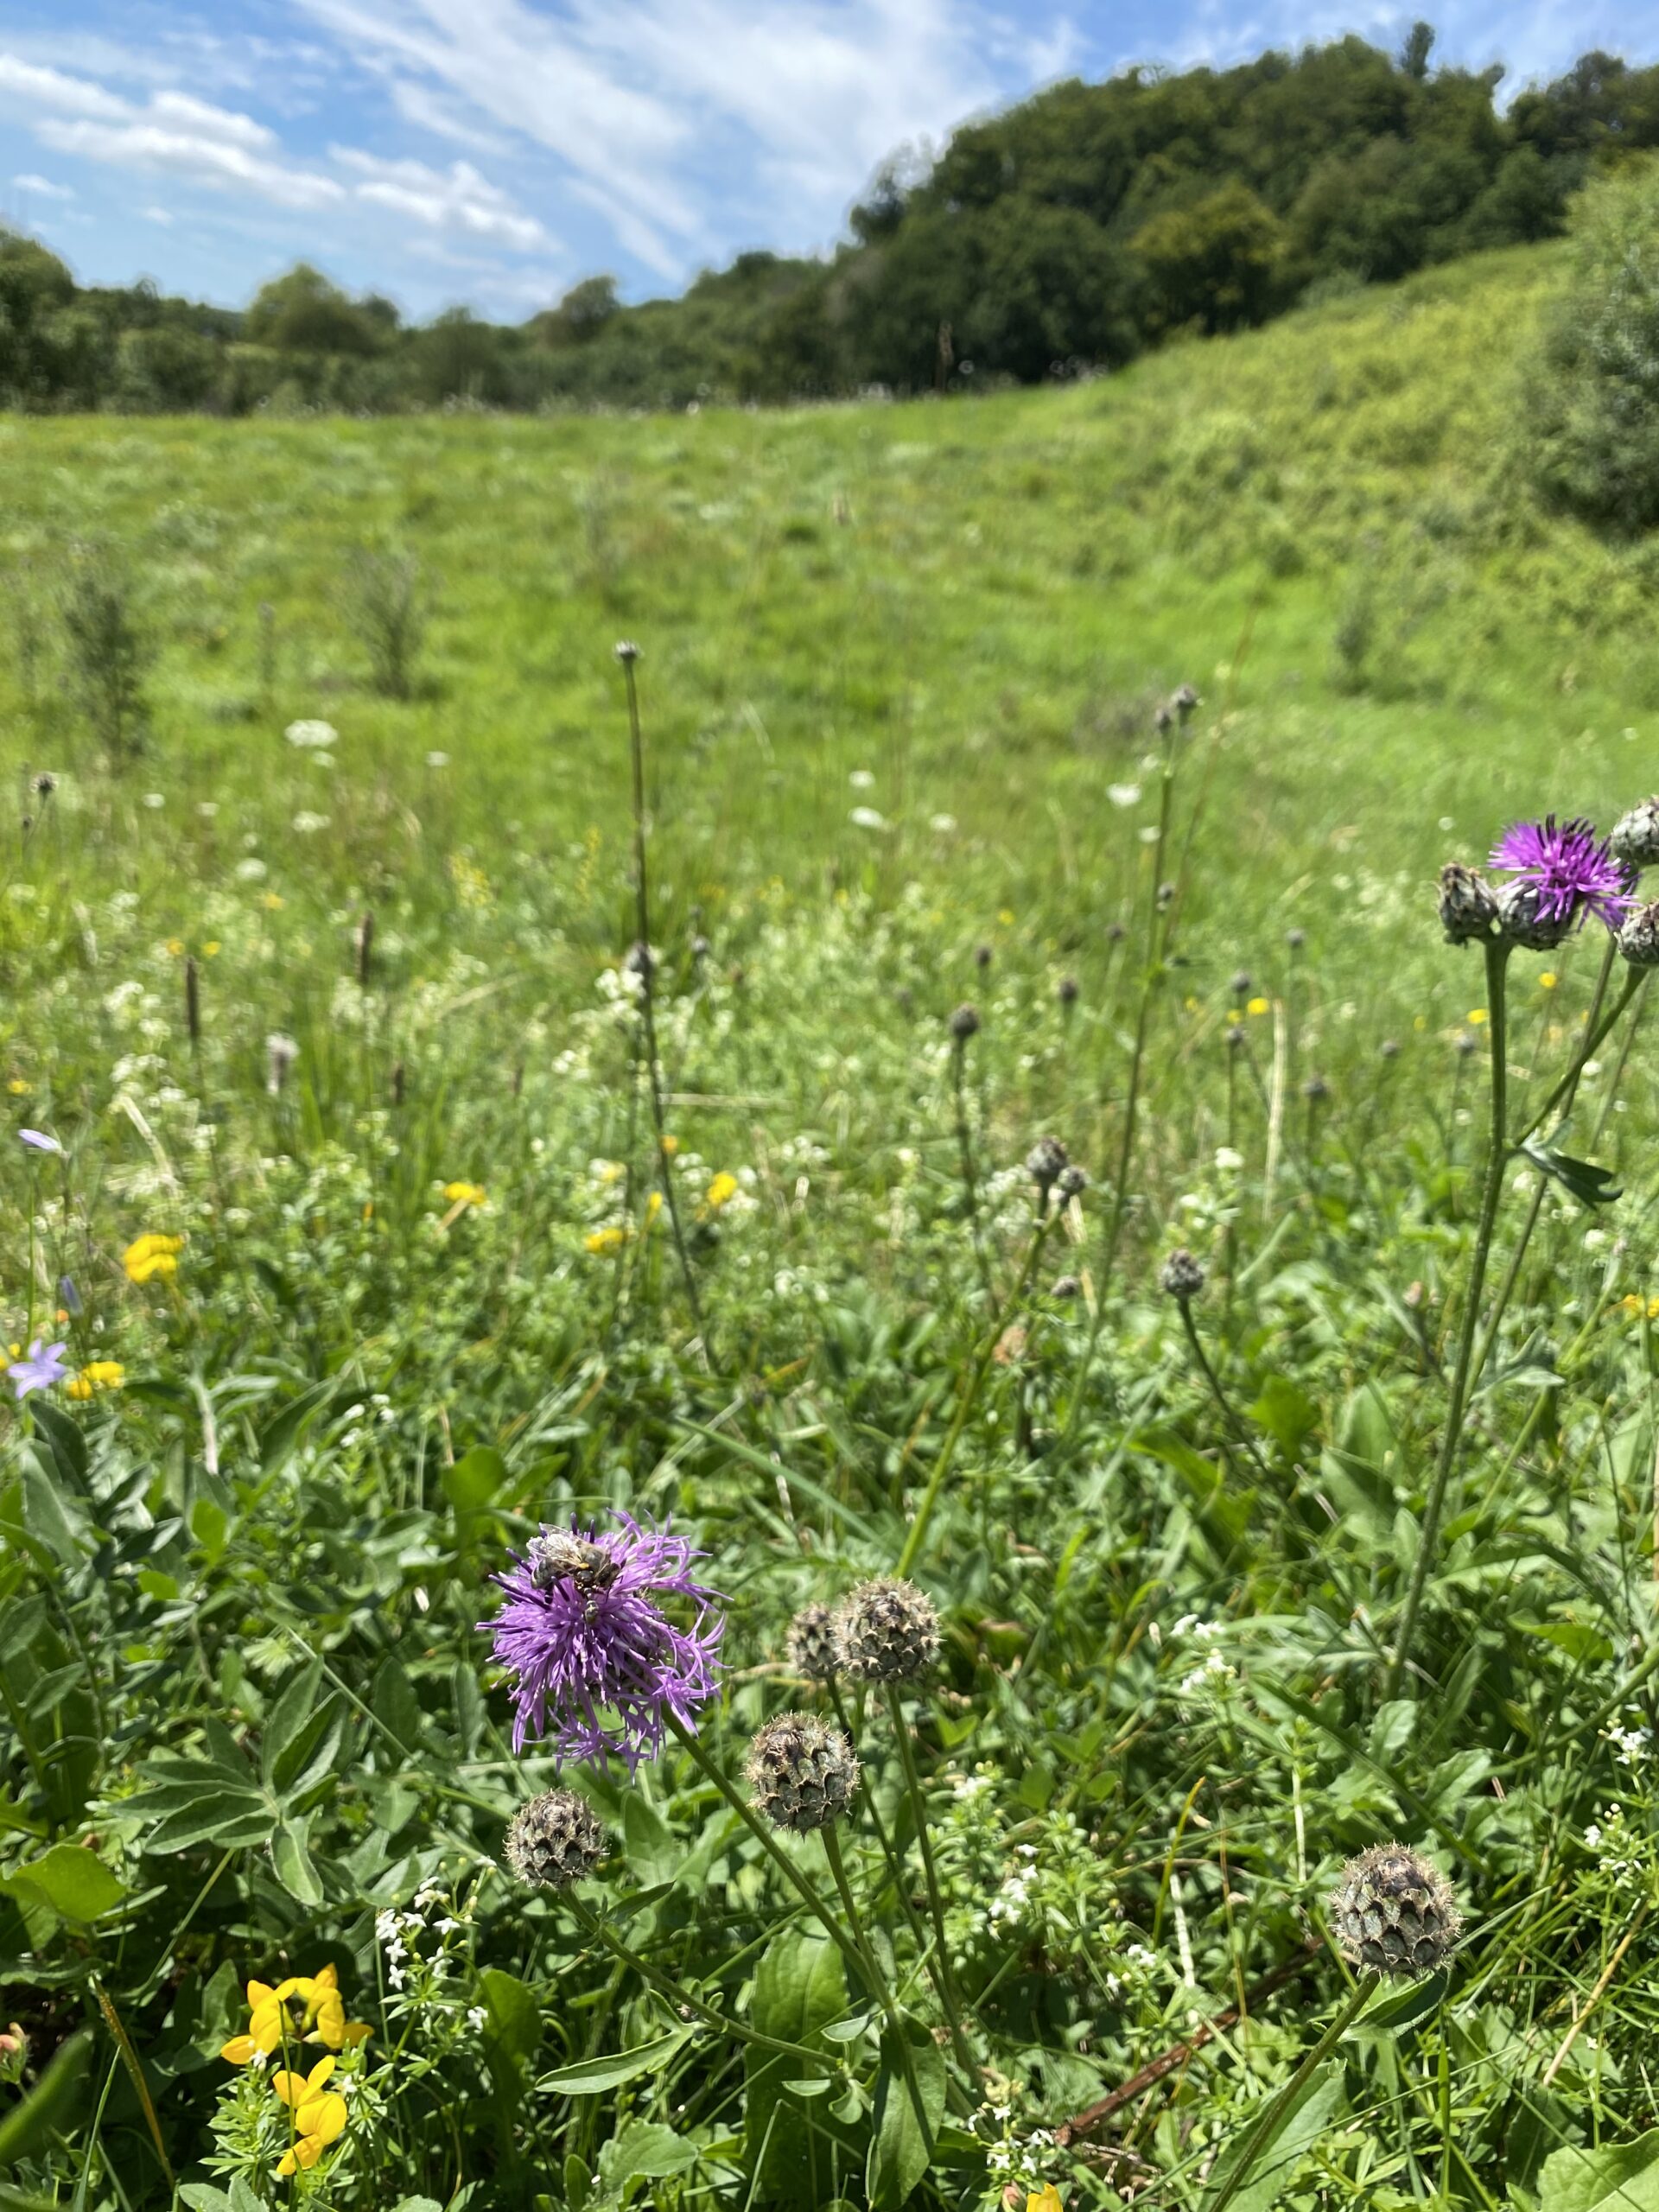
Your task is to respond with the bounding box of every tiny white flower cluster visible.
[1584,1803,1646,1886]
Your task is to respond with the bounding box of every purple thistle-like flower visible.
[1490,816,1633,932]
[480,1511,722,1771]
[8,1340,68,1400]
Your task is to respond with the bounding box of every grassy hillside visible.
[5,238,1659,2209]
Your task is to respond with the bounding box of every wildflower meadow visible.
[7,239,1659,2211]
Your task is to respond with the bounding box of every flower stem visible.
[950,1036,995,1306]
[667,1714,863,1981]
[1204,1971,1377,2212]
[1386,937,1510,1699]
[563,1893,836,2070]
[882,1682,976,2075]
[1514,964,1639,1146]
[818,1823,934,2130]
[1176,1300,1272,1486]
[896,1211,1052,1580]
[619,652,710,1367]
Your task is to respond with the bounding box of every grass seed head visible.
[745,1713,859,1833]
[1330,1844,1461,1979]
[505,1789,607,1889]
[835,1576,940,1683]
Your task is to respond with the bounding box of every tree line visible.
[4,27,1658,416]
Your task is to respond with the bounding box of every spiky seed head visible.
[975,943,993,970]
[1171,683,1200,722]
[1057,1163,1089,1199]
[1160,1248,1205,1302]
[745,1714,860,1834]
[1497,878,1573,953]
[1224,1023,1246,1052]
[835,1577,940,1682]
[1027,1135,1069,1195]
[1611,798,1659,871]
[949,1001,980,1041]
[1156,880,1176,910]
[1329,1844,1461,1980]
[613,639,641,663]
[1454,1030,1479,1058]
[786,1604,840,1681]
[1302,1074,1330,1102]
[1052,1273,1082,1299]
[1107,921,1127,944]
[505,1789,607,1890]
[1154,702,1175,734]
[1286,927,1306,950]
[1380,1039,1401,1059]
[1057,974,1079,1005]
[1230,969,1252,997]
[1618,899,1659,968]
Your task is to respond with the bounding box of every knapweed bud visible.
[1329,1844,1461,1980]
[1380,1039,1401,1059]
[1230,969,1251,998]
[1302,1074,1330,1103]
[1224,1024,1246,1052]
[1154,702,1174,735]
[1171,683,1200,722]
[975,943,993,971]
[1057,1163,1089,1200]
[1107,921,1127,944]
[950,1002,980,1042]
[505,1789,607,1890]
[613,639,641,664]
[1027,1135,1069,1197]
[1618,899,1659,968]
[1057,974,1079,1006]
[1611,798,1659,871]
[745,1714,860,1834]
[1436,863,1498,945]
[835,1577,940,1682]
[1052,1273,1082,1299]
[1454,1030,1478,1058]
[1497,879,1573,953]
[786,1604,840,1681]
[1160,1248,1205,1303]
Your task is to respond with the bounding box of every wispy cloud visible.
[11,172,77,200]
[335,149,550,246]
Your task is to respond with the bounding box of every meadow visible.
[3,236,1659,2209]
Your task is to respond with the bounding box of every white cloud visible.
[143,206,175,226]
[335,149,550,247]
[11,174,76,201]
[0,54,127,119]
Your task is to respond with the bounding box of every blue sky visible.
[1,0,1655,322]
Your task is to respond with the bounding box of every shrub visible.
[1525,159,1659,531]
[59,553,151,757]
[346,548,426,700]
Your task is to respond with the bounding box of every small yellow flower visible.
[585,1226,627,1255]
[1540,971,1558,989]
[659,1134,679,1156]
[595,1159,626,1186]
[1227,1007,1243,1023]
[67,1361,124,1402]
[1468,1007,1487,1025]
[274,2054,349,2175]
[706,1172,740,1211]
[645,1191,663,1225]
[1183,994,1198,1013]
[221,1964,369,2068]
[203,940,221,957]
[165,938,185,957]
[221,1979,285,2064]
[6,1078,29,1096]
[1028,2190,1065,2212]
[998,907,1014,925]
[124,1233,182,1285]
[263,892,285,911]
[1247,996,1269,1016]
[442,1181,486,1208]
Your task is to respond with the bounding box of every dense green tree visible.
[245,264,385,356]
[1135,181,1286,331]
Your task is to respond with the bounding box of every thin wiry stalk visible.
[881,1681,976,2075]
[1386,936,1510,1698]
[1176,1299,1271,1486]
[819,1822,938,2129]
[618,648,710,1364]
[1204,1972,1378,2212]
[950,1033,995,1304]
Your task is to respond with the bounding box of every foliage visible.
[1525,157,1659,530]
[10,35,1659,410]
[1,253,1659,2209]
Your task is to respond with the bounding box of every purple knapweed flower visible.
[17,1131,60,1155]
[1490,816,1633,932]
[8,1340,68,1400]
[480,1511,723,1770]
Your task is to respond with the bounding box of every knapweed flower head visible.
[1618,900,1659,969]
[746,1713,860,1833]
[505,1789,608,1889]
[1611,798,1659,872]
[1329,1843,1461,1980]
[481,1511,722,1769]
[1160,1248,1206,1303]
[124,1231,182,1285]
[1490,816,1632,936]
[834,1576,940,1683]
[786,1603,840,1681]
[7,1340,67,1400]
[1436,861,1499,946]
[220,1964,370,2065]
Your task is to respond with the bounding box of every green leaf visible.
[271,1817,324,1905]
[1537,2131,1659,2210]
[746,1932,853,2202]
[537,2026,691,2096]
[596,2120,697,2187]
[866,2013,947,2210]
[479,1966,542,2097]
[27,1399,86,1489]
[260,1662,324,1788]
[1519,1137,1622,1209]
[1200,2064,1344,2212]
[1518,1618,1615,1665]
[442,1445,507,1516]
[0,2030,92,2165]
[1249,1375,1319,1459]
[3,1843,126,1923]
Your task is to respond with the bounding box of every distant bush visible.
[59,552,151,758]
[1526,160,1659,531]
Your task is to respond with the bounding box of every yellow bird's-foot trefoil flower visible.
[273,2054,349,2174]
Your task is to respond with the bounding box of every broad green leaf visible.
[3,1843,126,1923]
[271,1818,324,1905]
[537,2026,692,2096]
[1249,1375,1319,1459]
[442,1445,507,1516]
[1200,2064,1344,2212]
[596,2120,697,2187]
[260,1662,324,1787]
[27,1400,87,1489]
[746,1931,854,2202]
[1518,1618,1615,1665]
[866,2013,947,2210]
[1536,2131,1659,2211]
